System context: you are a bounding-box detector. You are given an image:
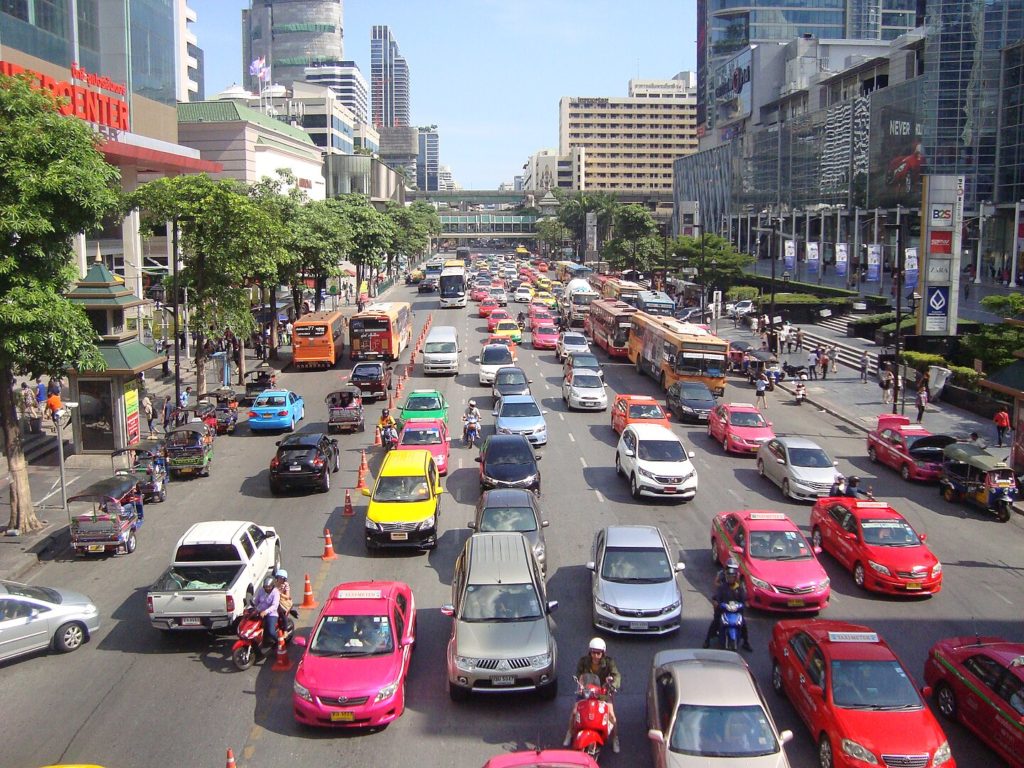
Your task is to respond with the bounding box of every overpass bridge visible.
[440,213,537,240]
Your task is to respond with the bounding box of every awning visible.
[100,139,222,174]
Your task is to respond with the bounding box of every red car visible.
[479,298,499,318]
[487,309,512,333]
[396,418,451,476]
[924,636,1024,767]
[707,402,774,454]
[770,620,954,768]
[483,751,598,768]
[609,394,670,435]
[809,498,943,595]
[531,323,559,350]
[867,414,956,481]
[470,286,489,302]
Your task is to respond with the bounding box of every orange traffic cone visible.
[343,489,354,517]
[272,628,292,671]
[321,528,337,560]
[359,449,369,473]
[300,573,318,609]
[226,748,237,768]
[373,426,382,447]
[388,394,395,410]
[355,464,367,490]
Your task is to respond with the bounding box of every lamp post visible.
[901,292,921,415]
[53,402,78,515]
[885,219,905,415]
[171,217,182,410]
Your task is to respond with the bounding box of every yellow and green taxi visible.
[362,449,443,550]
[533,276,552,292]
[533,291,557,309]
[492,319,523,343]
[397,389,449,428]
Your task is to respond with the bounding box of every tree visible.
[335,196,396,298]
[535,218,565,258]
[384,200,440,272]
[611,205,659,271]
[603,234,665,272]
[0,73,121,532]
[292,198,352,311]
[670,233,754,297]
[981,293,1024,318]
[553,190,618,258]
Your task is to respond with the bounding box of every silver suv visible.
[443,532,558,701]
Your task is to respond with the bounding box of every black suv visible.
[476,434,542,494]
[269,432,340,494]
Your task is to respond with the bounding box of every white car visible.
[478,343,514,385]
[562,369,608,411]
[556,331,590,362]
[488,288,508,306]
[514,286,534,303]
[615,423,698,502]
[730,299,754,318]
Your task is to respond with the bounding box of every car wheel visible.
[448,682,470,702]
[781,479,791,499]
[818,734,834,768]
[288,418,295,433]
[538,678,558,701]
[54,622,86,653]
[868,446,878,463]
[722,436,729,453]
[125,531,137,554]
[630,474,642,500]
[320,470,330,493]
[900,464,911,481]
[853,562,866,589]
[811,527,823,550]
[756,459,766,478]
[935,682,958,720]
[771,660,784,696]
[615,454,622,476]
[711,539,720,565]
[942,486,956,503]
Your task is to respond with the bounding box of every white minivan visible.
[422,326,460,375]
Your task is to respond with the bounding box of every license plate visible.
[179,468,194,474]
[492,675,515,686]
[87,544,105,553]
[330,711,355,722]
[180,617,202,626]
[289,465,302,472]
[662,487,677,493]
[390,532,408,541]
[629,621,648,630]
[262,413,272,418]
[787,599,805,607]
[905,582,922,590]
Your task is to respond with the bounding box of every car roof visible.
[322,580,404,615]
[570,368,602,378]
[407,389,442,397]
[401,418,444,429]
[499,395,539,405]
[481,344,513,355]
[615,394,660,404]
[480,488,536,506]
[784,620,899,662]
[484,433,533,450]
[726,510,799,532]
[844,501,903,520]
[724,402,759,412]
[466,532,534,582]
[604,524,664,548]
[279,432,325,447]
[256,389,292,397]
[775,436,825,450]
[378,449,432,475]
[627,423,678,439]
[652,650,760,706]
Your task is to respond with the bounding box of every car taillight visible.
[312,457,325,468]
[270,456,280,469]
[146,596,154,614]
[226,595,235,613]
[248,411,258,418]
[277,410,289,416]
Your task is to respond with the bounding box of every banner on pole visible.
[904,247,919,291]
[784,240,795,269]
[866,244,881,282]
[835,243,848,276]
[806,242,819,275]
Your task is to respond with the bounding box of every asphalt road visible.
[2,267,1018,768]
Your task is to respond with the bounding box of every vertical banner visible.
[124,379,140,446]
[835,243,848,276]
[806,242,820,276]
[866,244,882,282]
[784,240,795,269]
[585,211,598,253]
[904,247,918,291]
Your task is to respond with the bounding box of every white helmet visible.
[589,637,607,653]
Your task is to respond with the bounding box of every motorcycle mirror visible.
[647,729,666,744]
[541,520,550,528]
[293,635,308,647]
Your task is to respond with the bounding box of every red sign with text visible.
[929,231,952,255]
[1,60,129,131]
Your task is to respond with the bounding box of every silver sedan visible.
[756,436,840,501]
[0,579,101,662]
[562,369,608,411]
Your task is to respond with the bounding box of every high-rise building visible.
[242,0,345,92]
[371,25,410,128]
[175,0,204,101]
[417,127,439,191]
[559,73,697,193]
[303,61,368,125]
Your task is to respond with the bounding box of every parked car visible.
[0,579,101,662]
[269,432,340,494]
[867,414,956,482]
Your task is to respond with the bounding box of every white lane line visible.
[558,413,565,421]
[36,474,83,504]
[568,433,576,443]
[993,590,1013,606]
[579,456,587,467]
[458,457,464,469]
[594,490,605,503]
[727,488,743,502]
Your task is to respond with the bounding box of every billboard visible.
[712,48,753,128]
[867,80,925,209]
[835,243,848,276]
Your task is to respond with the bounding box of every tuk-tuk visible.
[111,439,168,502]
[939,443,1018,522]
[244,367,277,402]
[69,476,143,556]
[728,341,752,372]
[326,385,365,433]
[171,403,218,433]
[198,388,239,434]
[165,422,214,478]
[745,349,783,384]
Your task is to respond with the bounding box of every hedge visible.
[726,286,759,301]
[899,352,982,390]
[757,293,851,307]
[853,312,896,325]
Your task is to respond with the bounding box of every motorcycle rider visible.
[516,310,527,328]
[703,558,752,651]
[253,575,280,646]
[794,373,808,404]
[275,569,293,623]
[378,408,398,445]
[463,399,482,445]
[563,637,622,753]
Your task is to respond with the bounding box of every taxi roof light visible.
[749,512,788,520]
[828,631,880,643]
[336,589,383,600]
[853,501,889,508]
[728,403,756,409]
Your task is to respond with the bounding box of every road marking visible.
[595,490,605,502]
[458,457,464,469]
[993,590,1013,606]
[568,433,575,443]
[36,474,83,504]
[579,456,587,467]
[558,413,565,421]
[727,488,743,502]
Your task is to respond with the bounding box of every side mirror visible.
[330,439,339,446]
[647,729,665,744]
[732,546,743,556]
[624,449,635,458]
[440,604,455,617]
[275,440,281,446]
[528,379,533,384]
[777,458,786,465]
[534,454,543,461]
[293,635,308,647]
[542,410,549,415]
[768,421,774,427]
[586,561,596,571]
[688,451,695,459]
[813,546,823,555]
[474,457,482,463]
[833,460,839,467]
[808,684,824,700]
[361,487,371,497]
[491,410,498,416]
[675,562,685,572]
[541,520,550,528]
[467,521,477,529]
[780,730,794,745]
[921,685,933,699]
[435,486,445,495]
[546,600,559,613]
[919,533,927,542]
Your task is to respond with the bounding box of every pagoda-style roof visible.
[85,340,163,376]
[67,260,147,310]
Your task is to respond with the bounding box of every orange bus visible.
[349,301,413,362]
[627,312,728,394]
[602,278,643,307]
[585,299,638,358]
[292,310,346,368]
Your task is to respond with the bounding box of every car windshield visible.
[830,660,922,710]
[601,546,672,583]
[573,355,599,368]
[564,334,587,346]
[401,427,442,446]
[460,583,542,622]
[573,375,603,389]
[496,371,527,386]
[372,475,431,502]
[478,506,537,532]
[669,704,779,757]
[747,530,813,560]
[629,403,664,419]
[351,366,382,381]
[859,518,922,546]
[482,348,514,365]
[424,342,456,353]
[0,580,61,603]
[729,411,766,428]
[496,322,518,331]
[485,442,534,466]
[255,396,287,407]
[680,385,714,402]
[637,439,686,462]
[308,614,394,657]
[788,447,832,468]
[406,396,442,411]
[501,402,541,418]
[536,325,556,335]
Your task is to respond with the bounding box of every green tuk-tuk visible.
[111,438,168,502]
[165,422,214,478]
[939,443,1018,522]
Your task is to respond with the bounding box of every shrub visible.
[756,293,851,307]
[852,312,896,325]
[726,286,759,301]
[949,365,981,389]
[900,351,948,371]
[879,318,917,332]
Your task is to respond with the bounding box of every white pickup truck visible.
[147,520,282,632]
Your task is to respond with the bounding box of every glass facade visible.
[129,0,176,106]
[997,41,1024,203]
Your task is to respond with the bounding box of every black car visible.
[476,434,542,494]
[269,432,340,494]
[349,361,392,402]
[666,381,716,422]
[491,366,532,399]
[418,277,438,293]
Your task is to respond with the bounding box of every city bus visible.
[455,246,471,266]
[555,261,594,284]
[585,299,638,358]
[588,273,613,295]
[439,263,467,308]
[627,312,728,395]
[424,258,444,283]
[349,301,413,362]
[292,310,346,368]
[634,290,676,317]
[602,278,643,307]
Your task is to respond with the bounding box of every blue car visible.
[248,389,305,432]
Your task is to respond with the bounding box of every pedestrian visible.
[34,376,46,408]
[994,407,1011,447]
[142,394,155,434]
[284,320,294,347]
[755,373,768,410]
[915,386,928,423]
[786,327,795,354]
[859,351,869,383]
[162,344,171,377]
[819,349,830,380]
[179,386,192,409]
[45,389,63,421]
[963,282,970,299]
[795,328,804,351]
[807,349,819,380]
[829,345,838,374]
[162,396,174,432]
[47,377,62,396]
[19,382,41,435]
[880,367,894,404]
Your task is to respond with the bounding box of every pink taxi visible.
[293,581,416,728]
[482,750,599,768]
[711,510,831,612]
[707,402,775,454]
[532,323,559,350]
[396,418,451,475]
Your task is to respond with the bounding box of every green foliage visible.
[535,218,566,255]
[981,293,1024,317]
[552,189,618,253]
[948,365,981,389]
[385,200,439,264]
[671,233,753,294]
[957,324,1024,372]
[879,318,917,332]
[899,351,949,371]
[726,286,759,301]
[852,312,896,325]
[756,293,850,307]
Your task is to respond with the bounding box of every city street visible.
[2,272,1019,768]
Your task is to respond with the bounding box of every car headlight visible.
[933,740,952,765]
[680,405,695,413]
[637,466,657,480]
[749,575,771,591]
[497,427,511,434]
[817,578,831,590]
[293,680,314,702]
[374,679,401,702]
[528,652,552,668]
[595,599,616,613]
[417,515,435,531]
[681,470,696,482]
[365,519,382,531]
[840,738,878,764]
[534,543,546,560]
[931,563,943,577]
[868,560,891,576]
[455,655,477,671]
[661,599,681,614]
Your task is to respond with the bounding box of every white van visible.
[422,326,460,375]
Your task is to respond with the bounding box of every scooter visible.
[378,425,399,451]
[463,416,480,448]
[569,673,614,760]
[718,600,745,651]
[782,362,807,378]
[231,605,298,670]
[794,383,807,406]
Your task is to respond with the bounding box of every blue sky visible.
[193,0,697,188]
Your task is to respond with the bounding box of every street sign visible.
[925,285,949,332]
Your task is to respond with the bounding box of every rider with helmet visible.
[463,399,482,444]
[252,575,280,645]
[563,637,622,752]
[378,408,398,444]
[274,569,292,616]
[703,557,752,651]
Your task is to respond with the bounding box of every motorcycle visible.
[463,416,481,448]
[378,424,399,451]
[782,362,807,378]
[794,383,807,406]
[718,600,745,651]
[569,673,614,760]
[231,605,298,670]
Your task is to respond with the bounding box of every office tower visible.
[304,61,368,125]
[371,25,410,128]
[175,0,204,102]
[243,0,345,91]
[417,127,439,191]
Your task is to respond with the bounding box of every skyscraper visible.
[175,0,204,102]
[417,127,439,191]
[371,25,410,128]
[242,0,345,92]
[304,61,369,125]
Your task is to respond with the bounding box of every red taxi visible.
[769,620,954,768]
[470,285,490,302]
[487,309,512,333]
[527,310,555,330]
[478,298,499,318]
[609,395,670,435]
[707,402,774,454]
[396,418,451,476]
[809,498,942,595]
[531,323,559,350]
[867,414,956,481]
[924,635,1024,768]
[711,510,830,612]
[293,581,416,728]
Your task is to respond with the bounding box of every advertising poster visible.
[904,247,919,290]
[805,242,819,276]
[784,240,795,270]
[835,243,848,276]
[712,48,753,127]
[123,379,140,446]
[867,80,925,208]
[866,244,882,282]
[925,286,949,333]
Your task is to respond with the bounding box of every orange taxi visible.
[610,395,671,434]
[484,335,518,361]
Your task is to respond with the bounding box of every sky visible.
[192,0,698,188]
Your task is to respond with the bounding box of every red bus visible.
[585,299,638,358]
[349,302,412,362]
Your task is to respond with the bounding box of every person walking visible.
[19,382,41,435]
[142,394,155,435]
[914,385,928,423]
[819,349,830,381]
[34,376,47,409]
[880,367,894,404]
[829,345,839,374]
[994,407,1011,447]
[859,351,869,383]
[795,327,804,351]
[179,386,192,410]
[806,349,819,380]
[162,396,174,432]
[755,373,769,410]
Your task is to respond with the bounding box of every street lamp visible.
[53,401,78,514]
[885,219,906,415]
